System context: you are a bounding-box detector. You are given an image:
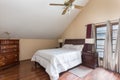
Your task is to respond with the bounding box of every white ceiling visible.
[0,0,89,39]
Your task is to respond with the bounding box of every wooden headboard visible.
[64,39,85,45]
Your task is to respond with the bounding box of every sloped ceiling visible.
[0,0,89,39]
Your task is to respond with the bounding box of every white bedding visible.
[31,48,82,80]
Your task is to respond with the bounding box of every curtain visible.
[114,19,120,73]
[86,24,92,38]
[103,21,113,70]
[91,24,96,52]
[83,24,92,52]
[83,24,96,52]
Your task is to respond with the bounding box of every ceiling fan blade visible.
[68,0,75,3]
[64,0,75,5]
[62,7,69,15]
[49,3,65,6]
[74,5,83,9]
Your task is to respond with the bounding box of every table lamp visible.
[58,39,63,48]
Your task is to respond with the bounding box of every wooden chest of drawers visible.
[0,39,19,69]
[82,51,98,69]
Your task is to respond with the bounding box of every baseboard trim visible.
[20,59,31,62]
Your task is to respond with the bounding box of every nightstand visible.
[82,51,98,69]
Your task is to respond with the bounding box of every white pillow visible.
[71,45,84,51]
[62,44,73,49]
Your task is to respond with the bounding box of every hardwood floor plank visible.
[0,60,120,80]
[59,72,79,80]
[0,60,49,80]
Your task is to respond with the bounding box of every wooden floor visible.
[0,60,120,80]
[0,60,81,80]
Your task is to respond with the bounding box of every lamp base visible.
[59,43,62,48]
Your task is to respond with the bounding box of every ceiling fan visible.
[49,0,83,15]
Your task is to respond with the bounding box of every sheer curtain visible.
[114,19,120,73]
[103,21,113,70]
[91,24,96,52]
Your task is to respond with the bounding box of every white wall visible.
[62,0,120,39]
[20,39,58,60]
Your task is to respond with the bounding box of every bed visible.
[31,39,85,80]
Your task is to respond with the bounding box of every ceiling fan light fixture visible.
[68,9,71,14]
[66,5,74,14]
[71,5,75,9]
[64,0,69,3]
[50,0,83,15]
[67,9,71,14]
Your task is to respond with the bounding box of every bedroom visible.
[0,0,120,80]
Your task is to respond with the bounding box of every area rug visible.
[69,66,93,78]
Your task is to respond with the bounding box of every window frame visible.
[95,22,118,58]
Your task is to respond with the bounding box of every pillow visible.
[71,45,84,51]
[62,44,73,49]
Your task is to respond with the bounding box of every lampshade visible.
[58,39,63,43]
[85,38,95,44]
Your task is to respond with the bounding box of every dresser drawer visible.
[0,55,6,67]
[82,52,98,69]
[5,53,18,65]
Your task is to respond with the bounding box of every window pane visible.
[113,31,118,39]
[113,44,116,50]
[96,48,104,52]
[97,45,104,48]
[96,26,106,58]
[98,51,104,57]
[113,40,117,45]
[112,24,118,39]
[97,40,105,45]
[112,24,118,52]
[97,33,106,39]
[97,26,107,33]
[112,24,118,30]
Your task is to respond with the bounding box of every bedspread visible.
[31,48,82,80]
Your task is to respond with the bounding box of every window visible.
[96,24,118,58]
[112,24,118,53]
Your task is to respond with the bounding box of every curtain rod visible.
[94,19,119,26]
